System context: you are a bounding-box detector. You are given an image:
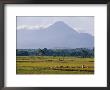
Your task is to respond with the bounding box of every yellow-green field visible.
[16,56,94,74]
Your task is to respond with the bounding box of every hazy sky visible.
[17,16,94,36]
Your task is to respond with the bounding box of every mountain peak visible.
[48,21,73,31]
[53,21,67,26]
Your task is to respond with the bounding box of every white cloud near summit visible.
[17,24,52,30]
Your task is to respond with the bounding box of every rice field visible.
[16,56,94,74]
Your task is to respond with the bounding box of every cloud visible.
[73,27,84,33]
[17,24,51,30]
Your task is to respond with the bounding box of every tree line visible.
[16,48,94,58]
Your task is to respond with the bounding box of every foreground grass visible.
[16,56,94,74]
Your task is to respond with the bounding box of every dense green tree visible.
[16,48,94,58]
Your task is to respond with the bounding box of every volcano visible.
[17,21,94,49]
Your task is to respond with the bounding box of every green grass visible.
[16,56,94,74]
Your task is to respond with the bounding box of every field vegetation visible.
[16,56,94,74]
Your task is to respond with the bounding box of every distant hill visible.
[17,21,94,49]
